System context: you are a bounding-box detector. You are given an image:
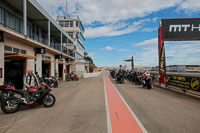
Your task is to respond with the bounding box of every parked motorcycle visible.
[41,76,58,88]
[142,75,153,89]
[110,70,116,78]
[135,72,143,85]
[0,82,56,114]
[116,73,125,84]
[66,72,79,81]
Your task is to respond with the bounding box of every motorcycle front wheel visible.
[75,77,79,81]
[146,81,152,89]
[43,94,56,107]
[1,97,20,114]
[54,81,58,88]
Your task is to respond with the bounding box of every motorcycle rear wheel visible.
[1,98,20,114]
[43,94,56,107]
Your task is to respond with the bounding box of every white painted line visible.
[103,76,112,133]
[108,77,148,133]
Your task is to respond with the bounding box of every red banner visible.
[158,27,166,84]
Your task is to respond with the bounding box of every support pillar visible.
[63,59,66,81]
[0,43,4,85]
[61,33,63,52]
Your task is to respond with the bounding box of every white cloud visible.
[152,17,159,22]
[37,0,200,24]
[118,49,128,52]
[142,28,157,32]
[177,0,200,13]
[134,39,200,67]
[100,46,115,51]
[134,38,158,46]
[37,0,200,38]
[71,0,182,24]
[85,18,157,38]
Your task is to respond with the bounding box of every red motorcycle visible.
[0,82,56,114]
[66,72,79,81]
[142,74,153,89]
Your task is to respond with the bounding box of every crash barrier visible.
[83,72,101,78]
[150,71,200,92]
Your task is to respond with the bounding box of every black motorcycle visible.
[116,74,125,84]
[135,72,143,85]
[41,76,58,88]
[0,82,56,114]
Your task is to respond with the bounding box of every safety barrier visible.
[150,71,200,92]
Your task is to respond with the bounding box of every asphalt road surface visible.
[0,72,200,133]
[112,77,200,133]
[0,74,107,133]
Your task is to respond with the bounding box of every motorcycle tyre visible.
[1,98,20,114]
[146,81,152,89]
[43,94,56,107]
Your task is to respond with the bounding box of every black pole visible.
[131,56,134,70]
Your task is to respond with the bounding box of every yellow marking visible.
[191,78,199,91]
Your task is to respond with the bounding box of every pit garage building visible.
[0,0,76,89]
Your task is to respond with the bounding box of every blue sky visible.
[37,0,200,68]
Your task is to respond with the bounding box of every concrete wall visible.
[5,36,35,57]
[0,43,4,85]
[76,64,85,71]
[5,35,35,72]
[75,64,87,78]
[83,72,101,79]
[27,59,35,73]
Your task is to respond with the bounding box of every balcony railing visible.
[0,6,74,58]
[57,15,80,20]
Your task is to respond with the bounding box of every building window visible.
[35,26,39,41]
[4,46,12,52]
[27,23,32,38]
[59,21,64,27]
[21,49,27,54]
[76,21,79,27]
[32,25,36,40]
[59,21,73,27]
[0,8,5,25]
[15,18,20,32]
[75,52,83,59]
[67,32,73,38]
[41,30,47,45]
[19,20,23,34]
[0,8,3,24]
[77,41,85,53]
[13,48,20,53]
[42,55,51,60]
